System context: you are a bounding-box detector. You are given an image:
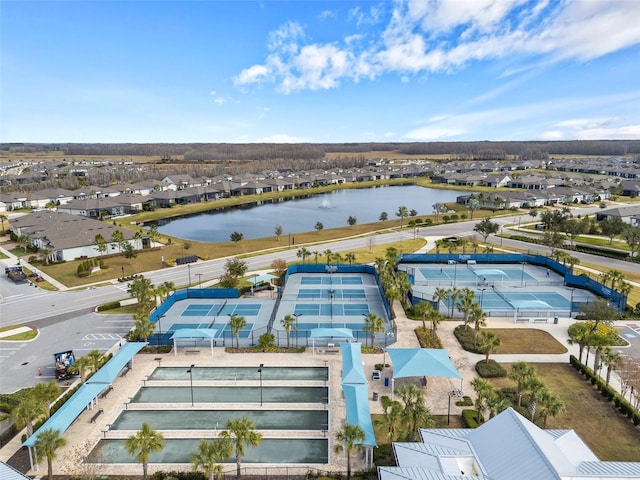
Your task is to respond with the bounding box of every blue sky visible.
[2,0,640,143]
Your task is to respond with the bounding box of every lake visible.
[154,184,465,242]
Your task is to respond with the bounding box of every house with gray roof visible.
[9,211,142,262]
[378,408,640,480]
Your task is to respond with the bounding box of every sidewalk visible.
[0,243,68,292]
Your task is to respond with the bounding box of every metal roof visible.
[23,342,147,447]
[340,342,367,384]
[387,348,462,380]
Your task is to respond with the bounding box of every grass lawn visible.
[491,363,640,461]
[485,328,568,354]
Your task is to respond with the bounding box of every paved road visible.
[2,211,639,393]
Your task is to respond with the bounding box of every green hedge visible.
[569,354,639,426]
[453,325,482,353]
[475,359,507,378]
[461,409,483,428]
[97,300,121,312]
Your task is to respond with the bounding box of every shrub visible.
[453,325,482,353]
[415,326,443,349]
[461,409,483,428]
[475,359,507,378]
[633,413,640,426]
[455,396,473,407]
[97,301,121,312]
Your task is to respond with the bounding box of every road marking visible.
[82,333,123,340]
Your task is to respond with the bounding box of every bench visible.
[533,318,548,324]
[186,349,200,355]
[90,408,104,423]
[120,366,130,377]
[100,386,113,399]
[515,318,530,323]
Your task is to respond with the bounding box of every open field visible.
[485,328,568,354]
[490,363,640,461]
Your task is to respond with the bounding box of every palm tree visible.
[32,380,61,419]
[192,438,232,480]
[471,378,493,424]
[537,390,565,427]
[567,321,592,363]
[380,396,403,442]
[334,423,365,480]
[344,252,356,265]
[448,286,460,318]
[296,247,310,264]
[485,389,510,419]
[477,331,501,364]
[523,377,547,422]
[0,213,7,232]
[432,287,449,315]
[34,428,66,480]
[455,288,476,326]
[11,395,47,437]
[469,304,487,345]
[396,384,433,441]
[362,313,385,348]
[228,315,247,350]
[124,422,165,480]
[509,361,536,407]
[414,300,434,331]
[221,415,263,479]
[600,347,621,386]
[133,309,155,342]
[323,249,333,264]
[280,314,297,349]
[396,205,409,228]
[73,356,92,382]
[87,349,103,372]
[395,272,412,305]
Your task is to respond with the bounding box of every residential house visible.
[9,211,142,262]
[378,407,640,480]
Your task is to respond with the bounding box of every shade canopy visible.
[170,328,218,339]
[387,348,462,380]
[309,328,354,339]
[248,273,277,285]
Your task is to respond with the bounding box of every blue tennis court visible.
[297,289,366,299]
[180,303,261,317]
[293,303,370,316]
[504,292,569,308]
[296,322,369,331]
[168,321,254,338]
[300,276,363,285]
[419,266,536,283]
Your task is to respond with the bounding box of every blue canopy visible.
[170,329,218,339]
[343,384,377,447]
[340,343,367,384]
[387,348,462,379]
[88,342,147,384]
[309,328,353,339]
[23,342,147,447]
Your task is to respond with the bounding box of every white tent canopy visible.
[170,328,218,356]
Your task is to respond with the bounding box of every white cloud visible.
[318,10,335,21]
[235,64,271,86]
[213,97,226,105]
[234,1,640,93]
[404,125,466,140]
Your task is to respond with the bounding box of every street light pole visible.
[188,264,192,287]
[157,315,164,346]
[478,287,486,310]
[521,261,526,287]
[196,273,203,288]
[257,363,264,407]
[186,364,195,407]
[293,314,302,348]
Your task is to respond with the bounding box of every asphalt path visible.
[2,209,640,393]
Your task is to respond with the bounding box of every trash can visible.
[553,316,559,324]
[372,391,379,401]
[384,377,389,387]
